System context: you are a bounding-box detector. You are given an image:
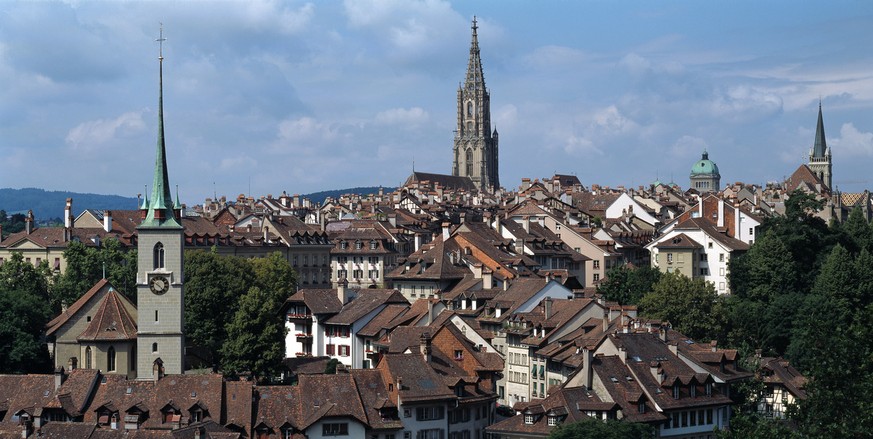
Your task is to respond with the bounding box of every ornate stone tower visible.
[136,29,185,378]
[452,17,499,192]
[808,103,832,190]
[689,150,721,193]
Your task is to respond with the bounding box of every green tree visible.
[729,230,799,302]
[220,286,285,381]
[51,240,137,310]
[0,253,53,373]
[250,251,298,309]
[547,417,653,439]
[184,248,255,365]
[841,206,872,254]
[639,272,726,343]
[598,264,661,305]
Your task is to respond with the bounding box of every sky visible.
[2,0,873,207]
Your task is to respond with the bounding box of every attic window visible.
[355,241,363,250]
[524,414,534,425]
[454,350,464,361]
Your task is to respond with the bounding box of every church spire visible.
[812,101,828,158]
[142,25,180,228]
[464,16,485,91]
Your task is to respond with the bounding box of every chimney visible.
[178,204,185,219]
[54,366,65,391]
[64,198,73,228]
[659,326,668,342]
[602,309,609,332]
[710,340,718,352]
[668,343,678,356]
[581,347,594,388]
[717,198,725,228]
[420,332,432,362]
[618,346,627,363]
[427,300,434,325]
[103,210,113,232]
[441,222,450,241]
[521,178,531,191]
[263,225,270,243]
[543,297,553,320]
[482,268,493,288]
[25,210,33,234]
[337,278,349,304]
[522,216,530,233]
[650,361,663,384]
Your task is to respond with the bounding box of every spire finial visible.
[156,23,166,61]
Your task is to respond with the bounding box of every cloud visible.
[709,85,783,122]
[375,107,429,126]
[831,122,873,156]
[563,136,601,156]
[592,105,639,135]
[65,111,147,152]
[671,135,708,158]
[272,117,343,155]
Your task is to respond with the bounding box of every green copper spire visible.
[141,25,180,228]
[812,102,828,158]
[174,185,182,210]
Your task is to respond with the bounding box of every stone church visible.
[452,17,500,192]
[46,41,186,380]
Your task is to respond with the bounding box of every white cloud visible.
[242,1,315,34]
[65,111,146,152]
[563,135,601,156]
[592,105,639,135]
[671,135,708,158]
[709,85,783,122]
[831,122,873,156]
[375,107,429,126]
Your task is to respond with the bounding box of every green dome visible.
[690,151,720,176]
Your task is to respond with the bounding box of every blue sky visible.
[1,1,872,206]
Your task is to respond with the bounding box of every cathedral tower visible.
[808,103,832,190]
[136,29,185,378]
[452,17,499,192]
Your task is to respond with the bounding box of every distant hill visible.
[0,188,139,220]
[304,186,391,205]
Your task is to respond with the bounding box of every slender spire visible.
[812,102,828,158]
[142,24,180,228]
[464,16,485,91]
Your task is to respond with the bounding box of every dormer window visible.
[355,241,363,250]
[673,384,680,399]
[370,241,378,250]
[690,384,696,398]
[454,350,464,361]
[547,415,558,426]
[638,401,646,413]
[705,382,712,396]
[340,241,348,250]
[524,414,534,425]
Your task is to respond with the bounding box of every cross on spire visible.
[156,23,167,61]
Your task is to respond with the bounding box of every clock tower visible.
[136,28,185,378]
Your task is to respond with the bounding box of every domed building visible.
[690,151,721,193]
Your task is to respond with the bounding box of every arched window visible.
[153,243,165,269]
[467,121,473,133]
[107,346,116,371]
[152,343,158,353]
[466,101,473,117]
[466,149,474,176]
[85,347,92,369]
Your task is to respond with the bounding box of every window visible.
[706,383,713,396]
[454,350,464,360]
[353,269,363,279]
[355,241,363,250]
[593,273,600,282]
[155,310,159,322]
[466,149,473,176]
[292,255,298,266]
[548,415,558,426]
[417,429,442,439]
[326,345,335,356]
[467,101,473,117]
[107,346,116,371]
[524,414,534,424]
[338,256,348,263]
[593,260,600,269]
[749,227,754,235]
[370,241,378,250]
[673,384,680,399]
[153,243,165,269]
[638,401,645,413]
[369,269,379,279]
[719,253,725,262]
[340,241,348,250]
[152,343,158,353]
[708,242,713,249]
[699,268,709,276]
[339,345,350,357]
[322,423,348,436]
[700,253,708,261]
[416,406,444,421]
[85,347,92,369]
[667,253,673,263]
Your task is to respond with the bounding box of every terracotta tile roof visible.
[46,279,113,336]
[380,354,456,403]
[0,374,55,425]
[254,384,302,432]
[591,355,667,423]
[655,233,702,250]
[784,164,827,194]
[350,370,403,431]
[357,304,410,337]
[487,385,617,435]
[222,380,253,434]
[758,357,807,399]
[674,218,749,251]
[404,172,477,192]
[295,374,369,429]
[77,289,138,341]
[282,289,342,315]
[325,290,408,325]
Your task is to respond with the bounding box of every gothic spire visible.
[464,16,485,91]
[812,102,828,158]
[142,25,180,228]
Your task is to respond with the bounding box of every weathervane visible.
[156,23,167,61]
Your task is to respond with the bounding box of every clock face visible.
[149,275,169,295]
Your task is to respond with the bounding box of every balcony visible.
[296,333,313,339]
[287,313,312,321]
